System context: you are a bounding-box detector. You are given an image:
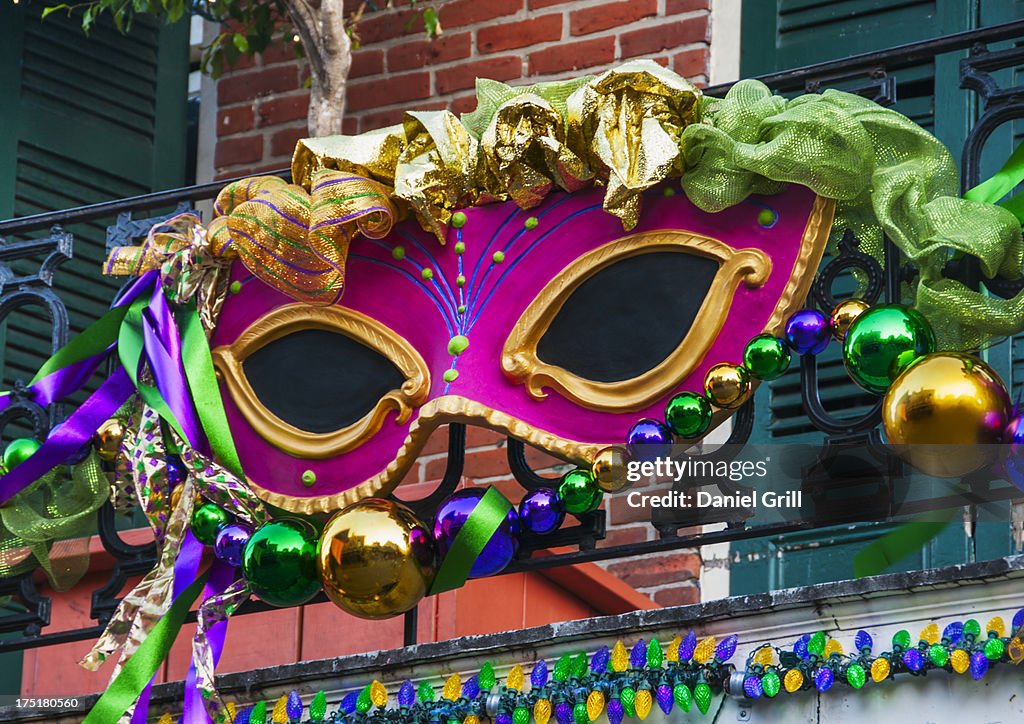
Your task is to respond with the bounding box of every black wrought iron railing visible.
[0,20,1023,656]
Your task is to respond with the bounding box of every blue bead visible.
[785,309,831,355]
[627,419,673,461]
[519,488,566,535]
[854,630,873,653]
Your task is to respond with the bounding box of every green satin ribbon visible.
[964,139,1024,215]
[853,510,955,578]
[179,307,243,478]
[429,487,513,595]
[33,304,130,382]
[83,570,209,724]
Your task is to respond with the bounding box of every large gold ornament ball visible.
[883,352,1010,477]
[592,446,633,493]
[704,363,750,409]
[830,298,870,341]
[317,498,437,620]
[94,418,126,462]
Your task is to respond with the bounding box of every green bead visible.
[647,638,663,668]
[2,438,40,471]
[673,683,692,711]
[807,631,826,656]
[443,369,459,383]
[249,701,267,724]
[757,208,777,227]
[963,619,981,639]
[984,637,1005,661]
[448,335,470,355]
[492,251,505,263]
[357,686,372,713]
[665,391,712,438]
[479,661,496,690]
[454,241,466,254]
[663,187,676,197]
[191,503,231,545]
[558,469,602,514]
[892,629,912,650]
[620,687,635,717]
[761,671,780,698]
[458,305,467,314]
[743,334,791,380]
[392,245,406,260]
[514,706,530,724]
[310,691,327,721]
[573,702,588,724]
[570,652,587,678]
[456,275,466,286]
[524,216,539,230]
[693,682,712,715]
[846,663,865,689]
[928,643,948,667]
[301,470,317,488]
[241,519,320,607]
[229,280,242,294]
[451,211,467,228]
[843,305,935,394]
[418,680,436,702]
[553,653,571,682]
[421,268,434,280]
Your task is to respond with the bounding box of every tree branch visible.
[283,0,326,83]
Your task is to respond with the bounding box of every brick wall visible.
[212,0,711,178]
[210,0,708,608]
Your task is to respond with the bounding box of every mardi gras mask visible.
[208,182,833,512]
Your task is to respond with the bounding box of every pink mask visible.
[210,184,833,512]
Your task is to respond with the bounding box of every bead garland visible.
[209,611,1024,724]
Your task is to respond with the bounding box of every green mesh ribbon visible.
[0,451,108,590]
[680,80,1024,351]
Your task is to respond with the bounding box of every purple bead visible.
[1014,608,1024,632]
[496,713,513,724]
[234,706,251,724]
[434,489,520,578]
[630,639,646,668]
[398,681,416,707]
[943,621,963,645]
[519,488,566,535]
[813,667,834,692]
[743,675,763,699]
[716,634,738,662]
[165,455,187,487]
[656,684,673,714]
[591,645,610,673]
[970,651,989,680]
[607,699,624,724]
[287,690,303,721]
[531,660,549,688]
[340,692,359,714]
[214,523,253,567]
[679,631,696,661]
[903,648,924,672]
[794,634,810,660]
[785,309,830,355]
[627,419,673,461]
[555,701,573,724]
[854,630,873,653]
[462,675,479,700]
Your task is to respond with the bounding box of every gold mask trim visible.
[211,304,431,459]
[500,231,772,412]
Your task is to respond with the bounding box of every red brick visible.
[652,56,670,67]
[218,65,299,104]
[261,40,303,66]
[467,427,504,448]
[673,48,708,79]
[653,585,700,607]
[388,33,472,72]
[606,553,700,588]
[435,56,521,95]
[348,72,431,112]
[450,93,478,115]
[224,52,257,72]
[601,525,648,548]
[258,94,309,126]
[608,495,652,525]
[528,0,570,8]
[214,134,263,168]
[271,126,308,157]
[421,425,454,456]
[570,0,656,37]
[214,161,288,182]
[357,7,425,45]
[666,0,710,15]
[217,105,254,137]
[343,116,359,135]
[351,49,385,79]
[479,15,562,54]
[442,0,522,29]
[619,17,710,59]
[528,36,615,76]
[426,445,513,480]
[359,106,408,132]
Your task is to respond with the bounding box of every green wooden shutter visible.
[0,3,189,391]
[732,0,1021,595]
[0,3,189,696]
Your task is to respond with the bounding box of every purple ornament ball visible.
[627,419,673,461]
[785,309,831,355]
[214,523,253,567]
[1005,415,1024,491]
[519,488,566,535]
[434,488,519,578]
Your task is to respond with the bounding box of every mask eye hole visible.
[213,304,430,458]
[502,231,771,412]
[242,329,406,433]
[535,251,720,383]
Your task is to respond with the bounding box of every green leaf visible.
[423,6,442,39]
[41,5,70,20]
[233,32,250,53]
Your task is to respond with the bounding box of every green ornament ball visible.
[928,643,948,667]
[451,211,467,229]
[665,391,712,439]
[984,637,1005,661]
[558,468,602,515]
[761,670,780,698]
[241,519,322,607]
[743,334,791,380]
[191,503,231,546]
[846,662,866,689]
[2,438,40,471]
[843,304,935,394]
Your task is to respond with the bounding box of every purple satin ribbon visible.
[182,561,236,724]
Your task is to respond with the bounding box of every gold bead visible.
[919,623,939,645]
[635,689,652,720]
[666,635,681,663]
[694,636,716,664]
[950,649,970,674]
[753,646,774,666]
[883,352,1010,477]
[830,298,869,341]
[534,698,552,724]
[611,640,629,672]
[870,657,890,682]
[1008,637,1024,664]
[370,680,388,707]
[443,673,461,701]
[94,418,127,462]
[987,616,1006,638]
[586,690,605,721]
[591,446,633,493]
[784,668,803,693]
[506,664,524,691]
[272,694,289,723]
[824,639,843,657]
[704,364,750,409]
